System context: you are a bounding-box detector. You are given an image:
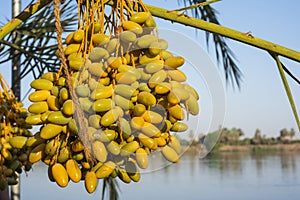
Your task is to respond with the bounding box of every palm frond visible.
[0,1,77,84]
[177,0,243,89]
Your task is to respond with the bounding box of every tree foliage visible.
[0,1,77,82]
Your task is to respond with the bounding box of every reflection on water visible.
[203,151,299,179]
[21,151,300,200]
[121,151,300,200]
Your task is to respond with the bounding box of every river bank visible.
[213,143,300,152]
[184,143,300,154]
[216,143,300,152]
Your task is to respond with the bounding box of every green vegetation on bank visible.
[216,127,299,145]
[178,127,300,153]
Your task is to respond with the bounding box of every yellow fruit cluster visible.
[26,11,199,193]
[0,75,32,190]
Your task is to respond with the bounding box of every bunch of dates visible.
[25,11,199,193]
[0,76,32,190]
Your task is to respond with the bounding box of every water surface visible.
[21,151,300,200]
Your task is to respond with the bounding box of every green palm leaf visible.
[0,1,77,82]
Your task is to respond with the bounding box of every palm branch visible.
[177,0,243,88]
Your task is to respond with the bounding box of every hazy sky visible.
[0,0,299,137]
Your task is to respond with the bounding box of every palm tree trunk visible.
[11,0,21,99]
[11,0,21,199]
[0,188,10,200]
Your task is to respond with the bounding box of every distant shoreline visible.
[214,143,300,152]
[184,143,300,154]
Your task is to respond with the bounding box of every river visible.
[20,150,300,200]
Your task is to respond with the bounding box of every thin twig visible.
[171,0,221,12]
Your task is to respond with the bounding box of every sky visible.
[0,0,300,138]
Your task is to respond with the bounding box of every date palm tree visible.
[0,2,239,199]
[0,1,299,200]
